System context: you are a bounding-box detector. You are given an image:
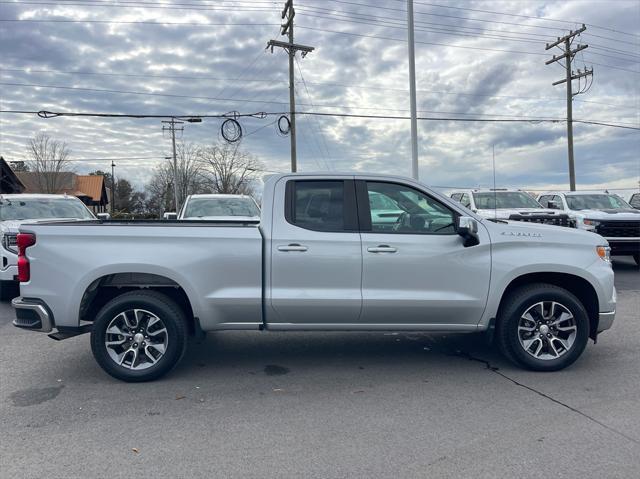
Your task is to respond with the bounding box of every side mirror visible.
[163,212,178,220]
[547,200,560,210]
[456,216,480,247]
[96,212,110,220]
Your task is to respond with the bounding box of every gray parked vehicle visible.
[13,174,615,381]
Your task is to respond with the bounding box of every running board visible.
[48,324,93,341]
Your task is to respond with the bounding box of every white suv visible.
[450,189,573,227]
[537,191,640,265]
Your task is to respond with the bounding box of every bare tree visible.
[198,142,262,196]
[26,133,72,193]
[175,142,209,203]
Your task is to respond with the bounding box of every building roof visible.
[14,171,108,205]
[0,157,26,194]
[75,175,106,202]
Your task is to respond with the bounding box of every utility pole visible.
[267,0,314,173]
[545,24,592,191]
[110,160,115,215]
[407,0,419,180]
[162,118,183,211]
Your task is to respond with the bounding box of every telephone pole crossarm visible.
[266,39,314,57]
[545,24,586,50]
[552,67,593,86]
[545,44,588,65]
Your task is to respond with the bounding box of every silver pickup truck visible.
[12,173,616,382]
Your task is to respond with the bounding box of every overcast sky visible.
[0,0,638,193]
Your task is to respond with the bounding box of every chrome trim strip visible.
[11,297,53,333]
[597,311,615,333]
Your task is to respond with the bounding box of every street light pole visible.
[407,0,419,180]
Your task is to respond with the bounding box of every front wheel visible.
[496,284,589,371]
[90,291,188,382]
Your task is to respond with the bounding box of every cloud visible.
[0,0,638,192]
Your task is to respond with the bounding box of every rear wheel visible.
[90,290,188,382]
[496,284,589,371]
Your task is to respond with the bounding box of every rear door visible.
[269,177,362,326]
[357,180,491,327]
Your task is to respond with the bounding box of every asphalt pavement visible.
[0,258,638,478]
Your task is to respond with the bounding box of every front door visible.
[357,180,491,327]
[269,177,362,326]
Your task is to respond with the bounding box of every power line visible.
[2,66,634,109]
[2,109,638,131]
[0,18,279,26]
[297,25,547,56]
[402,1,640,39]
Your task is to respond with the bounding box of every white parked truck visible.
[1,194,100,298]
[163,194,260,221]
[450,189,574,227]
[12,174,615,381]
[537,191,640,265]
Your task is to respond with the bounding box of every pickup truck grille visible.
[508,214,574,228]
[595,221,640,238]
[1,233,18,254]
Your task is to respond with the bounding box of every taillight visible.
[17,233,36,282]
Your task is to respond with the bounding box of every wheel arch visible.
[79,272,199,335]
[495,272,600,340]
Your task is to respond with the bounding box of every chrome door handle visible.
[278,243,308,252]
[367,245,397,253]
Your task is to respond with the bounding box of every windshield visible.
[473,192,542,209]
[566,194,631,210]
[183,197,260,218]
[0,197,95,221]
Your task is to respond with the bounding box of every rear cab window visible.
[285,180,357,232]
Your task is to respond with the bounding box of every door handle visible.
[367,245,397,253]
[278,243,308,252]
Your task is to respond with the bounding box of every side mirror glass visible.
[456,216,480,247]
[163,212,178,220]
[96,212,110,220]
[547,200,560,209]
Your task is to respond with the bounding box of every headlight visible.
[583,219,600,227]
[596,245,611,263]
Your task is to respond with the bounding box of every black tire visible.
[90,290,188,382]
[496,284,589,371]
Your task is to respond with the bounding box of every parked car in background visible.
[538,191,640,265]
[1,194,99,298]
[164,194,260,221]
[626,192,640,209]
[13,173,615,381]
[450,188,573,227]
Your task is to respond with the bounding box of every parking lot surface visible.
[1,258,639,478]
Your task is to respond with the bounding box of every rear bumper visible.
[12,297,54,333]
[597,310,615,333]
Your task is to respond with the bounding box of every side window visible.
[460,193,471,208]
[287,180,348,232]
[365,182,456,234]
[538,195,551,208]
[552,195,564,209]
[451,193,462,202]
[630,193,640,209]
